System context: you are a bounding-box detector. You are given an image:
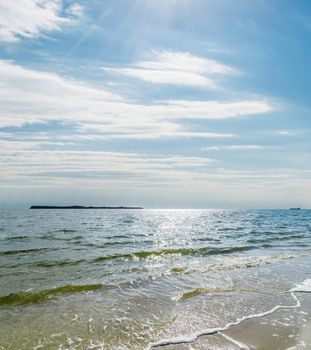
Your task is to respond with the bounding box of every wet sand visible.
[222,292,311,350]
[158,293,311,349]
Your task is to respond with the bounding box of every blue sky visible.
[0,0,310,208]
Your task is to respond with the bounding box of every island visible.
[30,205,143,209]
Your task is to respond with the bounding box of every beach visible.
[0,209,310,349]
[158,283,311,350]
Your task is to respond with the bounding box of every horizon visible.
[1,0,311,208]
[1,205,308,210]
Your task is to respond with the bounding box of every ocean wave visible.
[5,235,30,241]
[105,234,133,239]
[247,234,306,244]
[35,259,85,268]
[205,252,311,272]
[0,284,103,306]
[167,252,311,277]
[79,240,152,248]
[0,247,52,256]
[94,245,255,262]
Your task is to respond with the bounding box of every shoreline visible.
[147,290,311,350]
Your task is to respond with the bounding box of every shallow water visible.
[0,209,310,349]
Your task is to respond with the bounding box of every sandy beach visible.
[157,292,311,350]
[222,293,311,349]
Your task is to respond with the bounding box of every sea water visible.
[0,209,310,349]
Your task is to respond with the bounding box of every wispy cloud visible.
[0,0,82,43]
[102,50,238,88]
[1,145,309,194]
[76,123,234,140]
[0,147,214,186]
[156,100,272,120]
[203,145,263,151]
[0,60,272,140]
[65,3,84,18]
[276,130,297,136]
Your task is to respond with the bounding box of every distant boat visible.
[290,207,301,210]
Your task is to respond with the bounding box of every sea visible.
[0,209,310,349]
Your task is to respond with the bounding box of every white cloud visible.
[203,145,263,151]
[1,134,310,206]
[202,146,221,151]
[0,60,272,139]
[226,145,262,150]
[1,145,310,196]
[66,3,84,18]
[277,131,297,136]
[76,123,234,139]
[154,99,272,120]
[0,139,41,151]
[0,0,82,43]
[102,50,238,88]
[0,147,214,186]
[104,67,215,87]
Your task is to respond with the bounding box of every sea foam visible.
[145,279,311,350]
[290,279,311,292]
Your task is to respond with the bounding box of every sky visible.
[0,0,310,209]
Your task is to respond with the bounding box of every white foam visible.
[291,279,311,292]
[205,252,311,272]
[145,280,311,350]
[88,317,94,334]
